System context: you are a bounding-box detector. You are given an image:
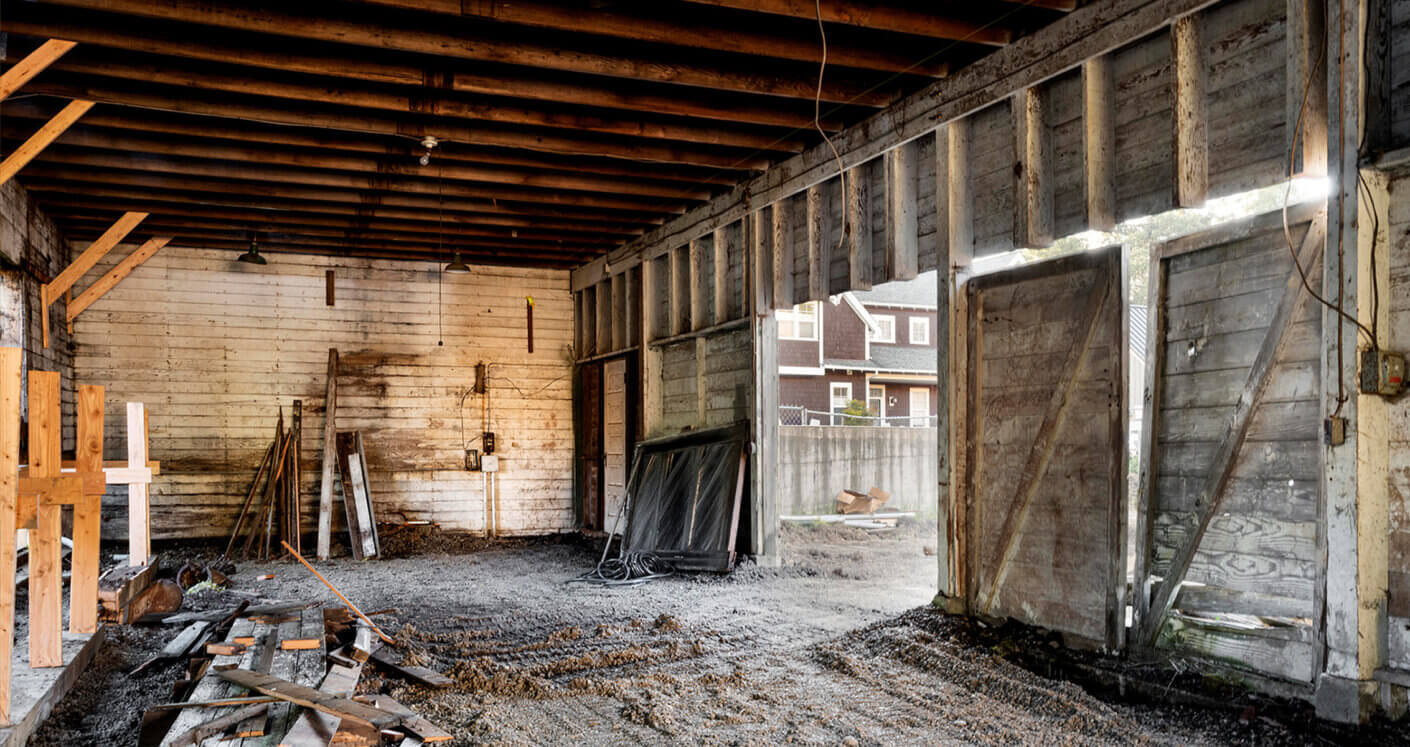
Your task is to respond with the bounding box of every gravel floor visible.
[28,522,1410,745]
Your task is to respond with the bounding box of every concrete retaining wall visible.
[777,425,937,517]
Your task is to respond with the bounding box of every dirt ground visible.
[30,522,1410,746]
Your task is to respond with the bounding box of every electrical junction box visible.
[483,431,496,454]
[1359,350,1405,397]
[464,449,480,471]
[481,455,499,473]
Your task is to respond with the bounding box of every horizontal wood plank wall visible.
[1387,167,1410,667]
[72,245,574,540]
[0,180,75,448]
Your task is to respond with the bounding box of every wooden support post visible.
[67,236,171,322]
[0,349,19,723]
[1286,0,1328,177]
[751,209,773,312]
[934,125,955,603]
[610,271,627,350]
[28,371,62,668]
[669,246,688,336]
[806,184,828,301]
[750,247,780,566]
[1013,86,1054,248]
[712,223,734,323]
[639,258,663,438]
[0,99,95,187]
[845,165,871,291]
[886,142,919,281]
[70,385,104,635]
[771,200,792,309]
[1083,56,1117,232]
[595,279,612,353]
[0,40,77,101]
[1171,14,1207,208]
[689,237,708,331]
[943,118,974,608]
[127,402,151,566]
[317,348,338,560]
[625,264,641,347]
[578,288,596,357]
[41,211,146,348]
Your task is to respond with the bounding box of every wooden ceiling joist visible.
[22,75,773,170]
[1,100,744,186]
[40,210,145,346]
[0,98,94,186]
[0,13,866,127]
[0,38,76,100]
[27,0,888,102]
[0,0,1050,268]
[352,0,951,74]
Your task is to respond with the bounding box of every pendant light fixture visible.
[444,252,471,274]
[238,237,267,265]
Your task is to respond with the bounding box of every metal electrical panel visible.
[481,455,499,473]
[1360,350,1406,397]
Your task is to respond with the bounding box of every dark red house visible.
[777,273,938,427]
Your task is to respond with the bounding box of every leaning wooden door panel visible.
[964,245,1127,650]
[1134,204,1325,684]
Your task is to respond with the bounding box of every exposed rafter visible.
[0,38,75,100]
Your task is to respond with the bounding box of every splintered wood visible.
[152,602,450,746]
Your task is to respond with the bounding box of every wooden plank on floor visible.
[0,629,104,747]
[158,618,256,747]
[215,671,399,730]
[367,648,452,689]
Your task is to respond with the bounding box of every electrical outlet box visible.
[465,449,480,471]
[483,431,496,454]
[481,454,499,473]
[1324,416,1346,446]
[1359,350,1405,396]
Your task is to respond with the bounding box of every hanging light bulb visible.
[444,251,471,274]
[238,238,267,265]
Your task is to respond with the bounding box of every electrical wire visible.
[813,0,849,263]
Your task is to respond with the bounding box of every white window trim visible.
[909,316,930,346]
[779,365,825,376]
[829,382,852,412]
[778,301,819,341]
[868,383,886,418]
[909,387,929,426]
[871,314,896,343]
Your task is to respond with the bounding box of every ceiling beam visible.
[36,196,622,245]
[29,0,888,102]
[59,220,600,263]
[353,0,954,71]
[3,124,715,201]
[684,0,1074,37]
[17,166,666,226]
[0,11,879,121]
[59,231,587,269]
[1,100,745,186]
[0,99,94,185]
[55,213,605,255]
[23,148,687,215]
[21,53,806,153]
[21,75,775,170]
[0,38,76,100]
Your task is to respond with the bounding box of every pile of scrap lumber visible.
[227,404,304,561]
[145,602,451,746]
[99,556,182,624]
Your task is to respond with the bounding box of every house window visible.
[829,382,852,413]
[870,314,895,343]
[909,317,930,345]
[778,302,818,340]
[868,384,885,418]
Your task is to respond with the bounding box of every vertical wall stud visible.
[806,184,829,301]
[1084,56,1118,232]
[1172,14,1208,208]
[886,142,919,281]
[771,200,792,310]
[846,165,872,291]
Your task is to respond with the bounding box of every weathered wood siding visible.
[0,180,75,448]
[964,248,1126,649]
[1141,208,1322,683]
[1389,166,1410,668]
[72,245,574,540]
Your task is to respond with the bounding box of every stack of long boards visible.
[154,604,449,746]
[227,404,304,561]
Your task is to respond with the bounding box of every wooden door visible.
[1133,205,1325,683]
[963,245,1127,650]
[602,358,629,533]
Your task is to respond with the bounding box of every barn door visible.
[602,357,630,532]
[963,245,1127,651]
[1134,205,1325,684]
[577,361,603,529]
